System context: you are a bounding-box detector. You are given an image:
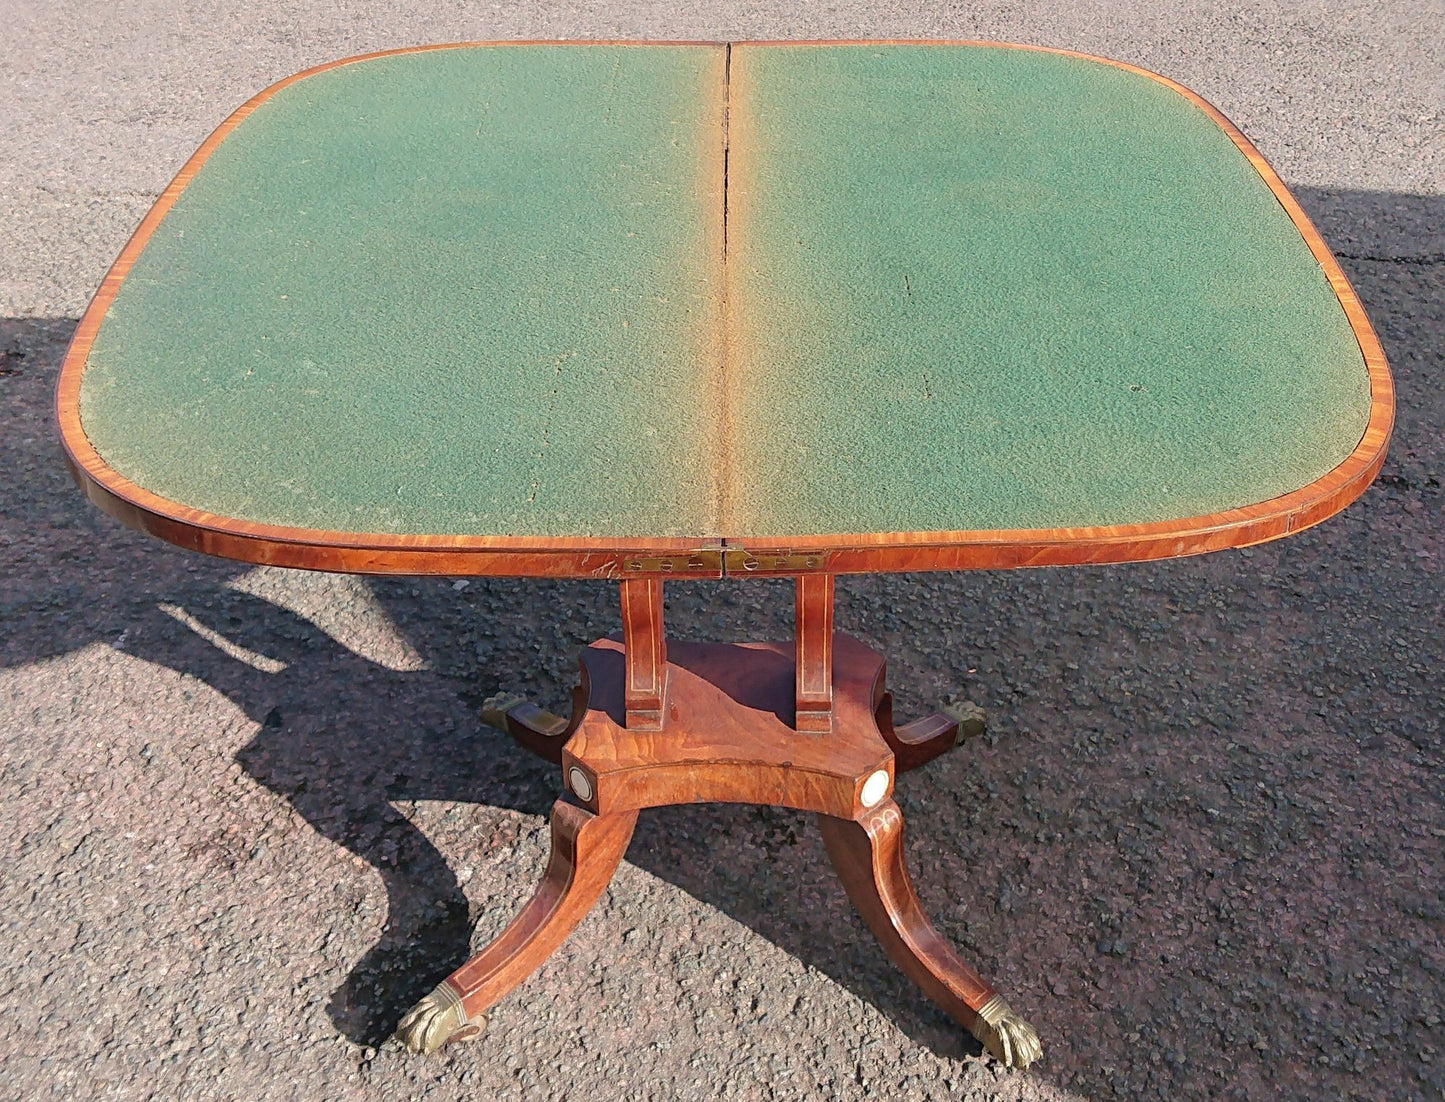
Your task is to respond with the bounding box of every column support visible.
[620,577,667,730]
[795,574,835,732]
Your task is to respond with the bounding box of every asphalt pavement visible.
[1,3,1440,1100]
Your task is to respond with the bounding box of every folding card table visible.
[57,41,1392,1069]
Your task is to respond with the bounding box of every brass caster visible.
[969,994,1043,1068]
[394,982,488,1055]
[941,700,986,745]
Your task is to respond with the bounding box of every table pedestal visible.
[395,580,1042,1068]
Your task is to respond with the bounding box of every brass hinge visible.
[723,548,829,575]
[620,550,724,575]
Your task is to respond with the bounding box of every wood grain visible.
[442,799,638,1023]
[817,799,997,1027]
[620,578,668,730]
[794,574,835,732]
[562,636,893,818]
[875,691,963,773]
[489,685,589,765]
[410,600,1022,1059]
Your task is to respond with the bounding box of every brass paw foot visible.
[479,690,575,765]
[479,692,527,732]
[394,982,487,1056]
[941,700,986,745]
[481,692,570,736]
[969,995,1043,1068]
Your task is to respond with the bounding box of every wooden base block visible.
[562,635,893,819]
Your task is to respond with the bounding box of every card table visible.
[57,40,1392,1068]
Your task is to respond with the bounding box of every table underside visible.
[64,42,1386,568]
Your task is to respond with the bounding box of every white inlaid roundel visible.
[860,769,891,809]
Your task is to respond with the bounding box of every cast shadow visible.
[7,183,1440,1076]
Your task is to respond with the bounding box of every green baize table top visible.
[69,42,1382,559]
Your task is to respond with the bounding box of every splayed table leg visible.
[395,799,637,1055]
[817,799,1042,1068]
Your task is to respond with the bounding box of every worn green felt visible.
[82,45,727,537]
[81,43,1373,543]
[725,45,1371,536]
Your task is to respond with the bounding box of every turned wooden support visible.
[795,574,835,732]
[620,577,667,730]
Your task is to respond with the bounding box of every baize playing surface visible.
[72,43,1378,544]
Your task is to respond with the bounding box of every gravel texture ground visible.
[1,3,1441,1100]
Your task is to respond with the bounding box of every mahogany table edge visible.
[53,39,1394,583]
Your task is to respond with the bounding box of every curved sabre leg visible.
[817,799,1041,1068]
[877,693,986,773]
[395,799,638,1055]
[480,665,590,765]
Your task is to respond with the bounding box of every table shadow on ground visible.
[4,184,1440,1100]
